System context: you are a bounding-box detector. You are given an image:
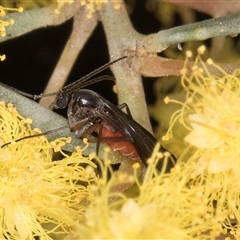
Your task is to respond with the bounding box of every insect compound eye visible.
[54,93,70,109]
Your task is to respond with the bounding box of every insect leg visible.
[96,124,103,156]
[117,103,133,119]
[1,124,69,148]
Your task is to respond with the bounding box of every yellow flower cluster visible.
[0,101,97,239]
[74,147,227,239]
[0,95,238,238]
[0,5,23,61]
[56,0,121,18]
[0,1,55,10]
[0,6,23,37]
[163,45,240,238]
[3,49,240,238]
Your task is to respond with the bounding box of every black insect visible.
[1,56,175,171]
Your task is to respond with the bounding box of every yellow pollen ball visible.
[197,45,206,55]
[18,7,23,12]
[164,96,170,104]
[0,54,5,61]
[162,135,169,141]
[207,58,214,65]
[163,151,171,157]
[186,50,192,58]
[147,158,153,164]
[180,68,187,75]
[156,152,163,158]
[25,118,32,124]
[0,7,6,17]
[89,152,96,159]
[191,65,198,71]
[133,162,140,169]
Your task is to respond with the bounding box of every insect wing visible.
[96,95,158,165]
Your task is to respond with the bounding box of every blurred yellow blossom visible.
[74,146,228,239]
[0,6,23,37]
[0,54,5,60]
[0,101,97,239]
[3,91,236,238]
[0,5,23,60]
[165,45,240,174]
[185,112,223,149]
[162,45,240,238]
[56,0,121,18]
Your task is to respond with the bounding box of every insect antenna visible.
[0,56,127,148]
[0,56,127,101]
[60,56,127,96]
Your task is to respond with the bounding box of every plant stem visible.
[39,6,98,108]
[100,0,153,133]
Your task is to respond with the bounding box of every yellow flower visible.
[185,112,223,149]
[0,101,97,239]
[162,46,240,238]
[0,6,23,37]
[165,45,240,174]
[56,0,121,18]
[74,147,227,239]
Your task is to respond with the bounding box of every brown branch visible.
[39,6,98,108]
[99,1,154,133]
[1,2,83,42]
[127,51,240,78]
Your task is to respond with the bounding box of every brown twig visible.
[39,6,98,108]
[127,51,240,77]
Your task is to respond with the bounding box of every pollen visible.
[133,162,140,169]
[74,146,226,239]
[207,58,214,65]
[0,54,5,61]
[185,50,192,58]
[197,45,206,55]
[1,98,237,238]
[180,68,187,75]
[89,152,97,159]
[0,6,23,16]
[162,133,171,141]
[0,5,23,39]
[0,101,97,239]
[156,152,163,158]
[164,96,170,104]
[18,7,23,13]
[163,46,240,237]
[56,0,121,18]
[163,151,171,157]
